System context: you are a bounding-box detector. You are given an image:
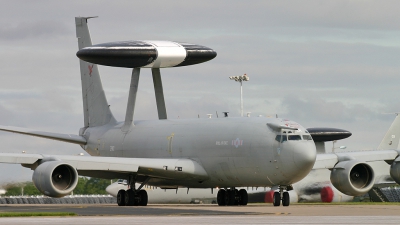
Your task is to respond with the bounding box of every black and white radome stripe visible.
[76,40,217,68]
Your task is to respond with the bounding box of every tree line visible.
[2,177,114,196]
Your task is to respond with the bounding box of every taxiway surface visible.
[1,204,400,224]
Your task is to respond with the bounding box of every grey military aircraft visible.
[0,17,400,207]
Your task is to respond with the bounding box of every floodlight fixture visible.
[229,74,250,117]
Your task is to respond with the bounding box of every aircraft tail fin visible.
[377,113,400,150]
[75,17,116,127]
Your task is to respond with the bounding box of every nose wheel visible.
[273,186,291,207]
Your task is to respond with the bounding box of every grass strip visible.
[293,202,400,205]
[0,212,76,217]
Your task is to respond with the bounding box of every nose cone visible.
[280,141,317,184]
[174,43,217,67]
[292,142,317,180]
[105,182,126,197]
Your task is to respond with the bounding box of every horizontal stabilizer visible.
[0,125,86,145]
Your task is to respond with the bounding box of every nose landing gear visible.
[273,186,291,207]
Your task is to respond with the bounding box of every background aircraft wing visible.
[0,125,86,145]
[313,149,399,169]
[0,153,208,181]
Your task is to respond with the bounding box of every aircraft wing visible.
[313,149,399,169]
[0,125,87,145]
[0,153,208,181]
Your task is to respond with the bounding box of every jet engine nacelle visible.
[330,160,375,196]
[32,161,78,198]
[390,160,400,184]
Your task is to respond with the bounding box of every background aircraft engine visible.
[390,160,400,184]
[32,161,78,198]
[330,160,375,196]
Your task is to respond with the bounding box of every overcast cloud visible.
[0,0,400,184]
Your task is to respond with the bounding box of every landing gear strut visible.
[273,186,291,207]
[217,188,248,206]
[116,175,149,206]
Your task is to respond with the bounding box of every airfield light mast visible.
[229,74,249,117]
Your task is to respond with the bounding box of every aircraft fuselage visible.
[81,117,316,189]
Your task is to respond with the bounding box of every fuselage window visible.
[288,135,302,141]
[275,135,287,143]
[302,135,312,140]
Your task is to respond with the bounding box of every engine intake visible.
[330,160,374,196]
[32,161,78,197]
[390,160,400,184]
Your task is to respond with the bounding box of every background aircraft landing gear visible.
[217,188,248,206]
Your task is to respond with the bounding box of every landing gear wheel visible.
[282,192,290,206]
[273,192,281,207]
[217,189,226,206]
[117,189,126,206]
[227,189,235,205]
[239,189,248,205]
[138,190,148,206]
[125,189,135,206]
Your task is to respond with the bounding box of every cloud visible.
[0,20,70,40]
[281,95,378,124]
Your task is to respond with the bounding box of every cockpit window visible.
[303,135,312,141]
[288,135,302,141]
[275,135,287,143]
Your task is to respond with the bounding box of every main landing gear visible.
[117,176,149,206]
[117,189,148,206]
[273,186,291,207]
[217,188,248,206]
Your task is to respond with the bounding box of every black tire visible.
[227,189,235,206]
[138,190,148,206]
[125,189,134,206]
[273,192,281,207]
[217,189,226,206]
[234,189,240,205]
[282,192,290,207]
[239,189,248,205]
[117,189,126,206]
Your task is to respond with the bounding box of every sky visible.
[0,0,400,184]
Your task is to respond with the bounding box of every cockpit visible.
[275,130,313,143]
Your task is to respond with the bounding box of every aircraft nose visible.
[292,142,317,175]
